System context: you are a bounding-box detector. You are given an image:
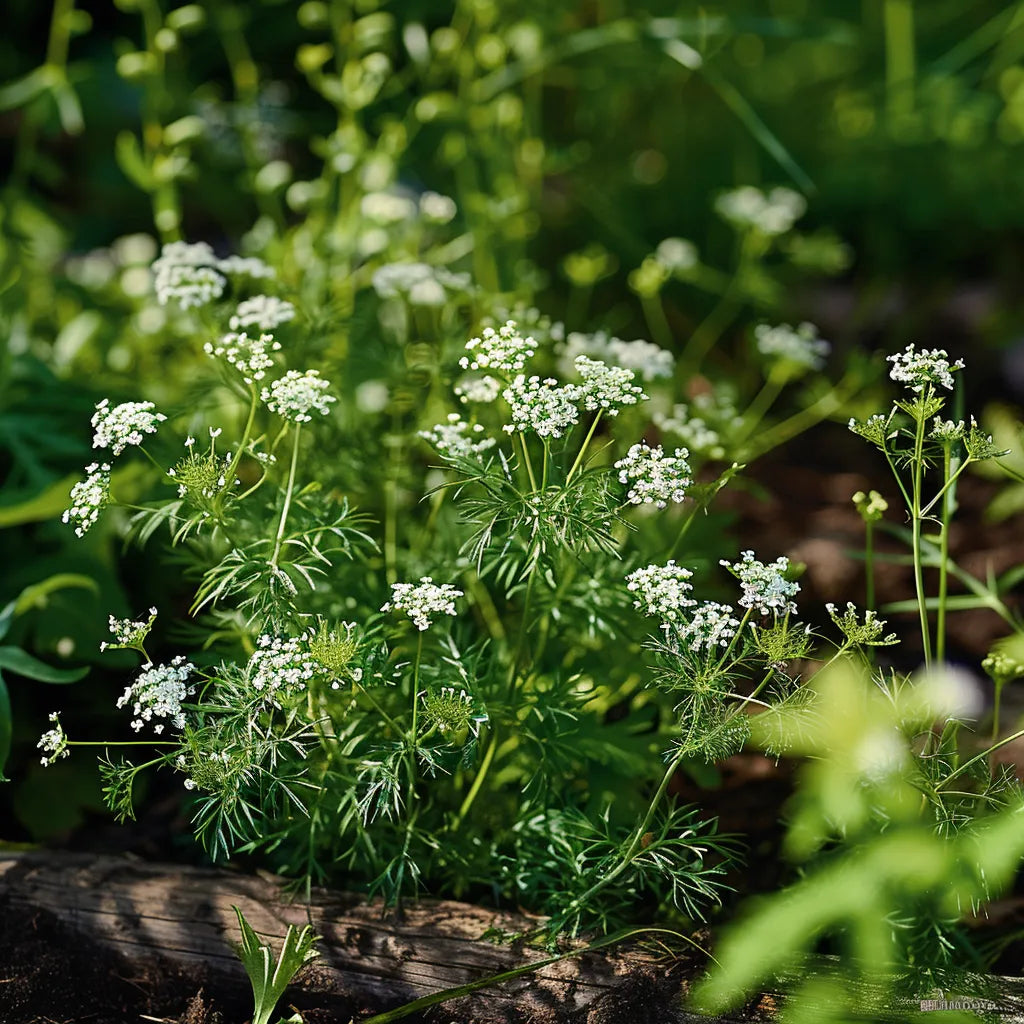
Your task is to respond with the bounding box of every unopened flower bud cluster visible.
[382,577,463,631]
[614,443,691,507]
[116,656,196,734]
[91,399,167,455]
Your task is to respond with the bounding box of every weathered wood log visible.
[0,850,714,1023]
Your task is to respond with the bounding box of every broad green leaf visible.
[13,573,98,617]
[0,647,88,684]
[0,475,79,528]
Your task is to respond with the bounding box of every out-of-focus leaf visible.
[0,475,78,528]
[0,673,11,782]
[0,64,59,110]
[0,647,88,684]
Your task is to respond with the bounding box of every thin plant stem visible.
[456,727,497,824]
[518,432,538,492]
[641,293,674,351]
[567,410,603,482]
[269,423,302,571]
[217,387,260,519]
[668,503,700,560]
[936,442,952,665]
[864,519,876,612]
[910,400,932,667]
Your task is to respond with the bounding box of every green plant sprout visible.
[233,906,319,1024]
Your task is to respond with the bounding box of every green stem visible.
[936,726,1024,791]
[864,520,876,612]
[884,0,916,120]
[936,442,952,665]
[566,410,603,482]
[736,368,786,444]
[216,387,260,519]
[641,292,674,351]
[910,399,932,667]
[518,432,538,492]
[667,503,699,560]
[269,423,302,571]
[455,726,497,824]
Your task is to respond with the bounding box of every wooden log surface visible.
[0,850,714,1023]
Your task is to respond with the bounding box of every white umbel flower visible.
[625,561,696,623]
[670,602,741,653]
[382,577,463,631]
[454,375,502,404]
[91,399,167,455]
[229,295,296,331]
[614,443,691,508]
[152,241,226,309]
[721,550,800,615]
[248,635,318,705]
[101,607,158,652]
[574,356,647,415]
[502,375,581,439]
[460,320,536,373]
[261,369,337,422]
[205,331,282,384]
[887,344,965,393]
[37,712,69,766]
[754,322,830,372]
[419,414,496,459]
[62,462,112,537]
[715,185,806,236]
[116,656,196,733]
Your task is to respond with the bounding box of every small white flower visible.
[382,577,463,631]
[116,656,195,732]
[626,561,697,623]
[930,417,966,442]
[419,191,457,224]
[215,255,275,279]
[419,414,496,459]
[721,550,799,616]
[614,443,691,508]
[152,241,226,309]
[461,320,536,373]
[62,462,112,537]
[37,711,69,766]
[655,237,698,272]
[502,375,580,439]
[204,331,282,384]
[887,344,965,393]
[558,330,674,383]
[715,185,806,236]
[261,369,337,422]
[247,635,318,706]
[754,322,830,372]
[229,295,296,332]
[574,356,647,415]
[91,399,167,455]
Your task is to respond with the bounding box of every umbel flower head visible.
[152,241,225,309]
[625,561,696,624]
[204,331,282,384]
[382,577,463,631]
[502,375,581,439]
[573,356,648,414]
[419,414,496,460]
[91,399,167,455]
[261,369,337,422]
[62,462,112,537]
[37,711,69,766]
[229,295,295,331]
[460,319,536,373]
[669,601,741,653]
[101,607,158,653]
[116,656,196,734]
[247,635,318,706]
[887,344,965,393]
[754,322,830,373]
[715,185,806,236]
[614,443,691,508]
[721,550,800,616]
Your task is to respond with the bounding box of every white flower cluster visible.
[887,344,965,393]
[62,462,112,537]
[614,443,691,508]
[152,242,275,308]
[574,356,648,414]
[419,190,457,224]
[248,635,318,704]
[204,331,282,383]
[559,330,674,382]
[461,320,536,373]
[626,561,696,623]
[361,191,417,224]
[261,369,336,422]
[668,601,741,653]
[37,712,69,766]
[654,391,744,461]
[116,656,196,733]
[754,322,830,372]
[455,374,502,404]
[502,375,580,439]
[419,414,496,459]
[92,399,167,455]
[721,551,800,616]
[655,237,699,272]
[100,607,157,652]
[382,577,463,631]
[229,295,296,331]
[371,262,470,306]
[715,185,806,236]
[216,255,274,279]
[152,242,226,308]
